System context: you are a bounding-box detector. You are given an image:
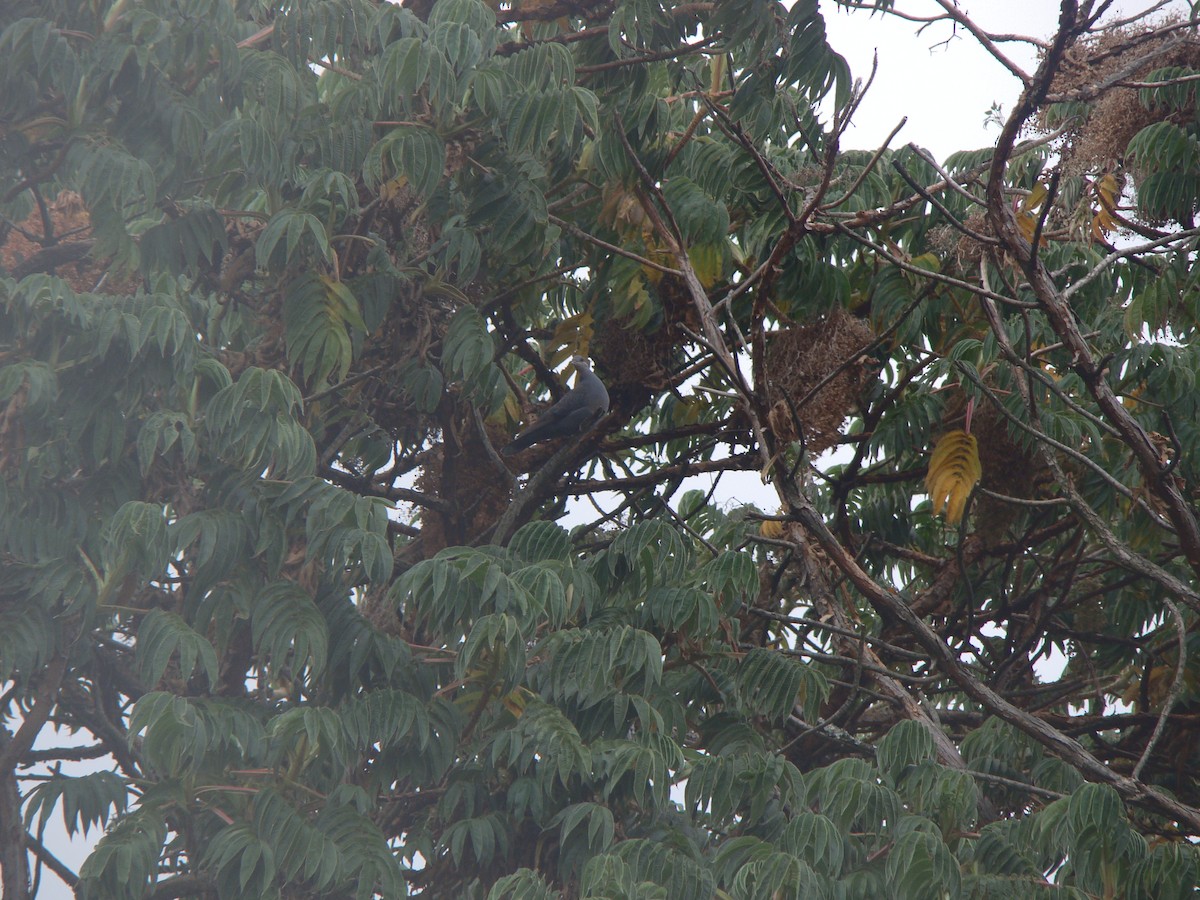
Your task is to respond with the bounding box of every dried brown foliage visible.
[763,307,873,455]
[1040,18,1200,175]
[0,191,138,293]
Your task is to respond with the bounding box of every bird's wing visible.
[501,358,609,454]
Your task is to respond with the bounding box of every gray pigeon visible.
[501,356,609,455]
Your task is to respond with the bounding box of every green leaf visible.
[459,612,526,695]
[470,63,519,117]
[641,586,718,637]
[104,501,172,581]
[541,626,663,707]
[548,802,614,876]
[489,869,557,900]
[779,811,845,878]
[443,304,496,385]
[204,823,278,897]
[367,124,445,200]
[428,0,498,55]
[24,771,129,839]
[738,648,827,722]
[76,811,167,900]
[441,812,510,867]
[253,788,343,889]
[508,521,572,563]
[429,21,484,77]
[685,751,804,825]
[876,719,937,784]
[252,581,330,679]
[203,367,315,478]
[256,208,332,270]
[729,851,825,900]
[402,362,445,412]
[283,272,363,386]
[701,551,759,611]
[493,698,591,787]
[317,800,407,900]
[139,206,228,277]
[885,828,961,900]
[136,608,220,688]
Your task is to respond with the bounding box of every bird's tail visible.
[500,437,529,456]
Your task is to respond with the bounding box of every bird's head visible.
[570,355,592,371]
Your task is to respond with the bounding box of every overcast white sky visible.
[28,3,1190,898]
[824,0,1061,158]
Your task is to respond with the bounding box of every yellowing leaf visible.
[1020,182,1049,213]
[1091,173,1120,240]
[599,182,646,235]
[1016,182,1050,246]
[1090,211,1115,241]
[759,518,784,539]
[491,390,522,426]
[676,396,705,426]
[512,0,569,38]
[689,242,725,288]
[1016,211,1049,246]
[500,687,530,718]
[546,309,597,369]
[909,252,941,274]
[617,272,652,319]
[380,175,408,201]
[640,230,671,286]
[925,429,982,525]
[1096,173,1120,213]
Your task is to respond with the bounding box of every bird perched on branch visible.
[501,356,609,455]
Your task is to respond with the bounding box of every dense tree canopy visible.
[4,0,1200,896]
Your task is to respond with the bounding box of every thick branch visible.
[8,240,95,279]
[565,452,757,494]
[0,654,67,774]
[984,1,1200,579]
[0,731,29,900]
[788,488,1200,831]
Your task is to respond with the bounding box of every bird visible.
[501,356,609,455]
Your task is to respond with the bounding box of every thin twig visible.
[549,215,683,276]
[1133,596,1188,780]
[822,117,909,211]
[1064,226,1200,299]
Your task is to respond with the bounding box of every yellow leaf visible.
[671,395,705,427]
[1020,182,1048,213]
[1090,211,1114,242]
[759,518,784,539]
[1091,173,1120,240]
[689,242,725,289]
[1096,173,1120,214]
[925,430,982,525]
[546,309,597,369]
[490,390,522,427]
[380,175,408,201]
[1016,182,1050,246]
[909,252,941,274]
[709,55,726,95]
[1016,211,1049,246]
[640,230,671,286]
[500,688,529,718]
